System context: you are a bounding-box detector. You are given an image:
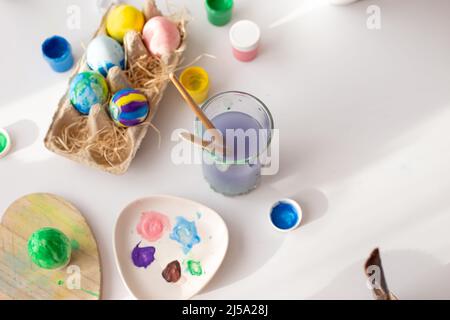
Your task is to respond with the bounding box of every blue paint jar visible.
[42,36,74,73]
[270,199,302,232]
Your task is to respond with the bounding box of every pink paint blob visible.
[137,211,170,242]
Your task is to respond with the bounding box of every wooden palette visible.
[0,193,101,300]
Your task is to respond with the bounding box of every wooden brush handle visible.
[169,73,216,131]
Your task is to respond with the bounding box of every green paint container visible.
[0,128,11,159]
[205,0,233,26]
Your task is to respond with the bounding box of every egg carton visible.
[44,2,187,175]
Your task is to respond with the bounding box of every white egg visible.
[86,35,125,77]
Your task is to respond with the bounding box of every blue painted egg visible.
[109,88,149,127]
[69,71,109,115]
[86,35,125,76]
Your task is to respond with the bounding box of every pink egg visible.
[142,16,181,57]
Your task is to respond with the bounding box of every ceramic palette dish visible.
[113,195,229,300]
[0,193,101,300]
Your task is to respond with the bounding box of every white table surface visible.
[1,0,450,300]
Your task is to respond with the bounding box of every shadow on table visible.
[5,120,40,155]
[0,0,104,107]
[262,0,450,189]
[291,188,329,226]
[310,249,450,299]
[198,186,329,295]
[3,0,450,300]
[197,187,288,294]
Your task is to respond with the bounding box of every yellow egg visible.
[106,4,145,43]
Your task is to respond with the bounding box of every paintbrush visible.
[364,248,398,300]
[169,72,226,156]
[178,131,228,156]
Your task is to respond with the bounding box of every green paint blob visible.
[186,260,203,276]
[0,132,8,153]
[57,280,64,286]
[28,227,72,270]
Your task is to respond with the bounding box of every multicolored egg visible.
[106,4,145,43]
[69,71,109,115]
[109,89,150,127]
[86,35,125,77]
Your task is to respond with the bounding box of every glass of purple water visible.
[195,91,274,196]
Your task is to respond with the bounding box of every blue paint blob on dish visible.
[270,201,299,230]
[170,216,201,254]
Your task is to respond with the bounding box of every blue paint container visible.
[42,36,74,73]
[269,199,302,232]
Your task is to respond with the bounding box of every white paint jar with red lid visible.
[229,20,261,62]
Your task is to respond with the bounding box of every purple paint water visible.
[202,111,266,196]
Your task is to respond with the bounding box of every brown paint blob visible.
[162,260,181,283]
